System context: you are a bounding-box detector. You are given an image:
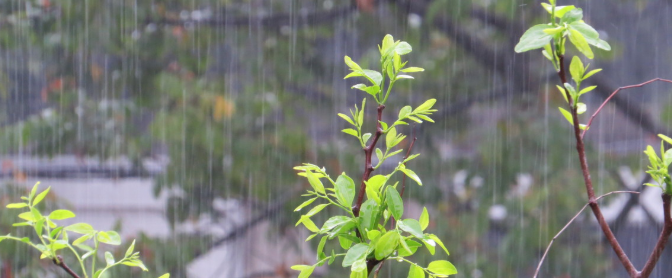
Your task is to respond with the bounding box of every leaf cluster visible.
[644,135,672,194]
[292,35,456,278]
[0,182,170,278]
[515,1,609,130]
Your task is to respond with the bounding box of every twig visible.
[558,54,638,276]
[352,104,386,217]
[533,191,639,278]
[52,255,81,278]
[581,78,672,139]
[373,260,386,278]
[639,194,672,277]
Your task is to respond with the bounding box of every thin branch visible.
[52,255,81,278]
[352,105,385,217]
[373,259,385,278]
[639,194,672,278]
[581,78,672,139]
[533,191,639,278]
[558,54,637,276]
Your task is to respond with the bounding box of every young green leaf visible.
[344,56,363,71]
[568,28,594,59]
[359,199,380,232]
[579,85,597,95]
[408,264,425,278]
[569,56,584,83]
[386,187,404,220]
[335,173,355,207]
[48,209,76,220]
[515,24,554,53]
[374,230,400,260]
[32,186,51,206]
[305,204,329,217]
[541,3,576,18]
[105,251,115,266]
[401,67,424,73]
[659,134,672,145]
[569,22,611,51]
[560,7,582,24]
[6,203,28,209]
[426,234,450,255]
[295,197,318,212]
[427,260,458,276]
[401,168,423,186]
[399,219,424,238]
[305,171,325,194]
[343,243,369,267]
[338,113,355,126]
[386,127,398,149]
[419,207,429,231]
[558,107,574,125]
[158,274,170,278]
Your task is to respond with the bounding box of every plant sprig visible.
[292,35,456,278]
[0,182,170,278]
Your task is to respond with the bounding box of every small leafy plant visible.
[0,182,170,278]
[516,1,672,278]
[291,35,456,278]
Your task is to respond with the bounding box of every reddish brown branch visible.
[581,78,672,139]
[558,54,638,276]
[533,191,639,278]
[639,194,672,278]
[352,104,385,217]
[52,256,81,278]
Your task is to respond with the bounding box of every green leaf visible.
[399,219,424,238]
[321,216,351,232]
[367,230,381,240]
[660,134,672,145]
[362,133,372,145]
[395,42,412,55]
[298,265,315,278]
[381,34,395,54]
[401,67,424,73]
[6,203,28,209]
[375,230,400,260]
[419,207,429,231]
[398,239,422,257]
[351,259,367,272]
[29,182,40,200]
[359,199,380,232]
[93,270,103,278]
[541,3,576,18]
[401,168,423,186]
[125,240,136,258]
[386,127,398,149]
[569,56,584,83]
[414,98,437,112]
[295,197,318,212]
[376,148,384,163]
[515,24,554,53]
[338,113,355,126]
[342,128,358,137]
[560,7,582,24]
[298,216,320,233]
[49,210,76,220]
[350,268,367,278]
[362,70,383,86]
[427,260,458,276]
[366,185,382,205]
[570,22,611,51]
[305,204,329,217]
[334,173,355,208]
[105,251,115,266]
[344,56,362,71]
[72,234,92,245]
[427,234,450,255]
[579,85,597,95]
[338,236,353,249]
[343,243,369,267]
[18,211,36,222]
[305,171,325,194]
[158,274,170,278]
[398,106,412,119]
[408,264,425,278]
[32,186,51,206]
[386,187,404,220]
[422,238,436,255]
[644,146,660,168]
[557,85,569,103]
[577,103,587,115]
[396,75,414,79]
[316,236,328,260]
[558,107,574,125]
[568,28,594,59]
[352,84,380,96]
